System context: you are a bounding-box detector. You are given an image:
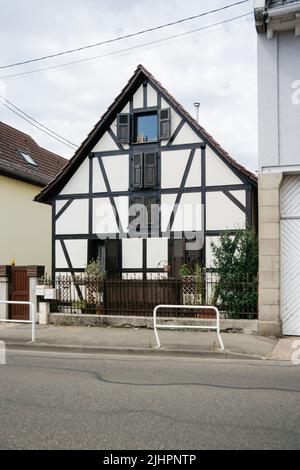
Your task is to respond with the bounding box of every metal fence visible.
[41,271,257,319]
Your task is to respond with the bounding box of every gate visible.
[9,267,30,320]
[104,278,181,315]
[281,175,300,336]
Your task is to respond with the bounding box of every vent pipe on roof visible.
[194,102,200,122]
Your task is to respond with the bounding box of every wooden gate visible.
[9,267,30,320]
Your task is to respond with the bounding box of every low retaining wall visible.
[49,313,258,334]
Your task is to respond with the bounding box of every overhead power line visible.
[0,12,253,80]
[0,94,78,147]
[0,96,77,150]
[0,0,250,70]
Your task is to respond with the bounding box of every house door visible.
[281,176,300,336]
[9,267,30,320]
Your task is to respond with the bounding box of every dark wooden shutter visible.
[131,153,143,189]
[159,108,171,140]
[145,195,159,227]
[117,113,130,143]
[144,152,157,188]
[129,195,146,233]
[105,239,121,278]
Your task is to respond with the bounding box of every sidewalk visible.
[0,323,278,359]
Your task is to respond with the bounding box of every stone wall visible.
[258,172,282,337]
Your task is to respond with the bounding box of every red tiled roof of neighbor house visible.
[0,121,67,186]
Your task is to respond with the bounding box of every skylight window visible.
[18,150,37,166]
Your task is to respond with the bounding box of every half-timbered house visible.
[35,65,257,280]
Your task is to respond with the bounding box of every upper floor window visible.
[134,112,157,143]
[117,108,171,144]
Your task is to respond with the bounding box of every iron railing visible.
[40,271,257,319]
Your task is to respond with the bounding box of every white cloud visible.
[0,0,258,170]
[0,80,6,98]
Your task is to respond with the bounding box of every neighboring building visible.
[0,122,67,273]
[255,0,300,336]
[36,65,257,281]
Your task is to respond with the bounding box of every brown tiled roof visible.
[36,64,257,203]
[0,121,67,186]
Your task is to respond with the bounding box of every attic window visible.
[134,112,158,143]
[18,150,37,166]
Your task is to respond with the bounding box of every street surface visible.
[0,350,299,449]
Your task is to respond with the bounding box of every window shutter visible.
[105,239,121,278]
[131,153,143,189]
[117,113,130,143]
[159,108,171,140]
[145,195,159,227]
[144,152,157,188]
[129,195,146,232]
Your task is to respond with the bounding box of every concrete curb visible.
[4,341,265,360]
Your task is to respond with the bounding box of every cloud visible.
[0,80,6,98]
[0,0,258,171]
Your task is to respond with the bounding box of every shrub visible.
[210,228,258,318]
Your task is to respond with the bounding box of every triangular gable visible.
[35,64,257,204]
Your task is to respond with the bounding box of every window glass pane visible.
[135,113,157,142]
[18,150,37,166]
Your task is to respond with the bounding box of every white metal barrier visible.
[0,301,36,343]
[153,304,224,351]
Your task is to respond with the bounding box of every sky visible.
[0,0,258,172]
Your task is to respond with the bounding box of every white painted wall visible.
[206,192,245,230]
[60,158,89,195]
[103,155,129,191]
[93,197,118,234]
[161,149,190,188]
[258,31,300,170]
[206,147,243,186]
[133,85,144,109]
[147,84,158,107]
[160,194,177,232]
[229,190,246,206]
[93,158,106,193]
[172,123,202,145]
[172,192,202,232]
[92,131,119,152]
[147,238,168,269]
[56,199,89,234]
[186,149,202,187]
[55,239,87,269]
[122,238,143,268]
[115,196,129,233]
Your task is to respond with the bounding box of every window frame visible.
[17,149,37,166]
[133,111,158,144]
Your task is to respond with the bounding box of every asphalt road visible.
[0,350,299,450]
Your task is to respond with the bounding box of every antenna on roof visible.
[194,102,200,123]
